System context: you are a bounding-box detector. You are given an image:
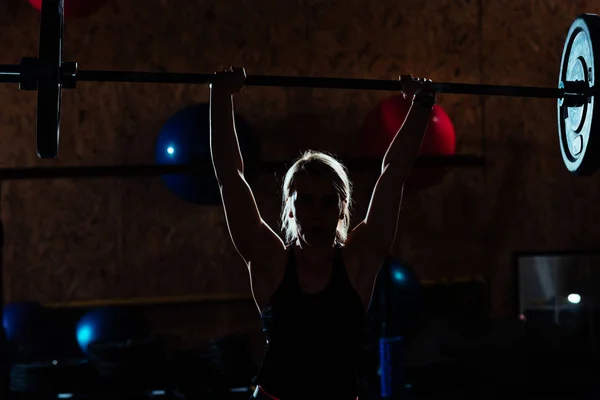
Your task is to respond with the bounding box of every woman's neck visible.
[295,239,336,263]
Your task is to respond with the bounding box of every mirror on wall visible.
[515,251,600,351]
[516,251,600,321]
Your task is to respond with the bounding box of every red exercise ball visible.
[360,95,456,189]
[28,0,107,18]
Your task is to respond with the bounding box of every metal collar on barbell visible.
[558,80,588,108]
[0,0,599,176]
[16,58,78,90]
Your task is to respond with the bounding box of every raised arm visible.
[348,76,435,291]
[210,67,285,268]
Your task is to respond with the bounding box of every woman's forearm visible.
[210,88,245,179]
[381,103,433,174]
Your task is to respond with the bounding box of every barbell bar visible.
[1,62,571,98]
[72,71,573,99]
[2,0,599,176]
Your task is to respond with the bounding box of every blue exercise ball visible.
[3,301,46,343]
[155,103,260,205]
[75,306,152,356]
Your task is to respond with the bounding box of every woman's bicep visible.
[219,173,285,264]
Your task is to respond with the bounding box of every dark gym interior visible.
[0,0,600,399]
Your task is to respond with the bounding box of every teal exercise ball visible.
[75,307,152,356]
[3,301,51,359]
[371,258,421,336]
[155,103,260,205]
[3,301,46,343]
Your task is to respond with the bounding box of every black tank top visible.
[254,245,366,399]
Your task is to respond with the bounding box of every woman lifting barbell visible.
[209,67,435,400]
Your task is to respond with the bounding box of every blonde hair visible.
[280,150,352,245]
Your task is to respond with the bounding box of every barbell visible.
[0,0,598,176]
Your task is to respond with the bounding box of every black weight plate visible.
[36,0,64,159]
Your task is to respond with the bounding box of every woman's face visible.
[289,172,344,247]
